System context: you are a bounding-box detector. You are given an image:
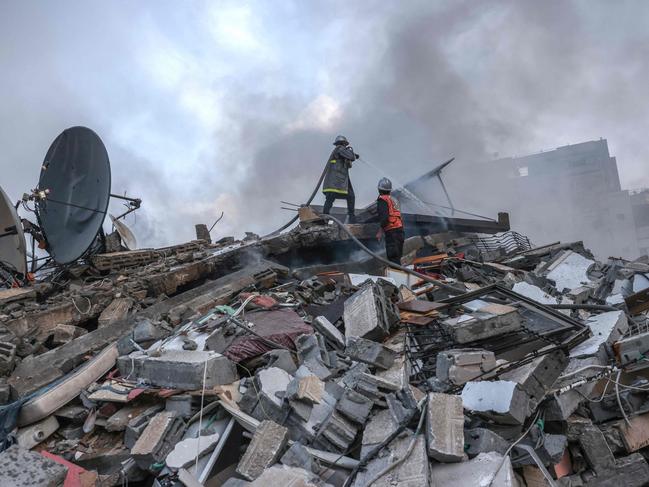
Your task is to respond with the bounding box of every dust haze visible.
[1,1,649,257]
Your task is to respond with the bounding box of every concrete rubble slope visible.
[3,214,649,487]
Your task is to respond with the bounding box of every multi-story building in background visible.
[485,139,640,259]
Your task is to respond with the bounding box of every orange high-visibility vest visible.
[378,195,403,231]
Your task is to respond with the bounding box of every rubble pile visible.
[3,222,649,486]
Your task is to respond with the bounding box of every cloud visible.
[1,0,649,254]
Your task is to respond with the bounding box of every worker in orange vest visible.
[376,178,404,265]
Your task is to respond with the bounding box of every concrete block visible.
[544,250,594,292]
[117,350,238,389]
[125,404,164,448]
[0,341,16,375]
[249,465,330,487]
[280,442,313,472]
[205,327,237,354]
[320,410,358,452]
[313,315,345,349]
[500,350,567,410]
[580,453,649,487]
[462,380,530,425]
[166,433,221,469]
[344,282,395,341]
[566,417,615,475]
[51,323,88,345]
[166,394,194,418]
[354,434,430,487]
[261,349,297,374]
[431,452,517,487]
[16,415,59,449]
[287,375,325,404]
[106,404,149,432]
[361,409,400,458]
[546,356,603,421]
[465,428,510,458]
[132,318,168,344]
[440,303,521,344]
[376,352,410,390]
[436,349,497,385]
[512,434,567,467]
[345,336,396,370]
[237,420,289,481]
[335,388,373,424]
[98,297,133,328]
[0,445,68,486]
[567,286,592,304]
[569,310,628,360]
[131,411,186,470]
[426,393,464,462]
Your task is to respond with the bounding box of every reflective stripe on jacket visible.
[378,194,403,231]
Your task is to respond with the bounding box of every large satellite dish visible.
[36,127,111,264]
[110,214,137,250]
[0,185,27,276]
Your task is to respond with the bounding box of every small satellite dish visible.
[36,126,111,264]
[110,214,137,250]
[0,185,27,276]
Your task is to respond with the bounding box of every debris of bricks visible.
[3,208,649,487]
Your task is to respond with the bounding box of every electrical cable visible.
[615,369,632,427]
[487,411,541,487]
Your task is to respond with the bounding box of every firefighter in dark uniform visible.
[376,178,405,264]
[322,135,359,222]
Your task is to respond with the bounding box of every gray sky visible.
[1,1,648,246]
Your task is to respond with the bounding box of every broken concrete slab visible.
[511,281,557,305]
[287,374,325,404]
[236,420,289,481]
[131,411,186,470]
[441,303,521,344]
[465,428,510,458]
[313,315,345,349]
[106,404,150,432]
[10,262,280,397]
[50,323,87,345]
[97,298,133,328]
[166,432,221,469]
[249,465,331,486]
[580,453,649,487]
[345,336,396,370]
[426,392,464,462]
[462,380,529,425]
[354,434,430,487]
[117,350,238,389]
[0,445,68,487]
[280,442,314,472]
[16,415,59,449]
[361,408,400,458]
[545,250,595,292]
[0,340,16,375]
[500,350,567,410]
[335,388,373,424]
[261,349,298,374]
[343,281,398,341]
[125,404,165,449]
[569,310,628,360]
[431,452,517,487]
